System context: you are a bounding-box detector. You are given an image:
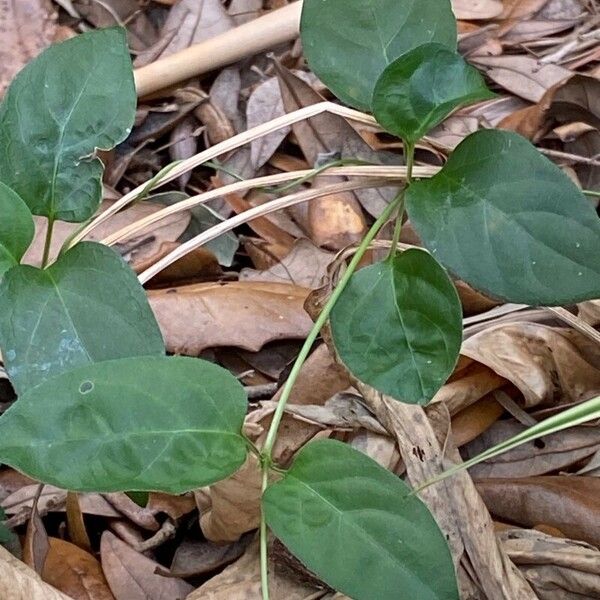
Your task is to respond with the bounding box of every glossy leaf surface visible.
[0,356,248,493]
[0,242,164,394]
[373,43,494,143]
[0,183,34,278]
[407,130,600,305]
[300,0,457,111]
[264,439,459,600]
[0,28,136,222]
[331,250,462,404]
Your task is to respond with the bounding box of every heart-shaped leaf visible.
[300,0,457,111]
[406,130,600,305]
[373,43,494,143]
[0,28,136,223]
[264,439,458,600]
[0,356,248,493]
[0,183,34,278]
[330,250,462,404]
[0,242,164,394]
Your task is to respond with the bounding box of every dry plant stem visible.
[134,2,303,97]
[102,165,433,247]
[41,217,55,269]
[70,102,378,246]
[138,179,393,283]
[546,306,600,345]
[258,193,404,600]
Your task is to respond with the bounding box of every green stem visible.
[388,142,414,259]
[583,189,600,198]
[41,217,56,269]
[258,191,404,598]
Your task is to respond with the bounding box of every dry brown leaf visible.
[451,397,504,447]
[0,544,71,600]
[196,455,262,543]
[154,0,233,58]
[228,0,262,25]
[476,477,600,547]
[471,55,571,103]
[359,383,535,599]
[22,487,49,575]
[500,75,600,140]
[275,64,395,223]
[43,537,115,600]
[501,529,600,600]
[499,0,550,19]
[146,493,196,521]
[167,534,251,578]
[149,281,313,354]
[0,0,57,96]
[464,419,600,477]
[185,540,320,600]
[66,492,92,552]
[240,238,334,288]
[452,0,503,19]
[566,129,600,190]
[101,531,193,600]
[461,322,600,408]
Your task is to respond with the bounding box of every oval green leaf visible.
[0,28,136,222]
[0,242,164,394]
[0,183,34,278]
[263,439,458,600]
[300,0,457,111]
[0,356,248,493]
[330,250,462,404]
[373,43,494,143]
[406,130,600,305]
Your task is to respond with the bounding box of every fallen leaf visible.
[22,487,49,575]
[501,529,600,600]
[500,75,600,140]
[476,477,600,547]
[167,534,251,578]
[146,493,196,521]
[66,492,92,552]
[240,239,333,288]
[451,397,504,447]
[461,322,600,408]
[499,0,550,19]
[471,55,570,102]
[0,544,71,600]
[452,0,503,19]
[464,419,600,477]
[0,0,57,96]
[185,540,320,600]
[566,130,600,190]
[43,537,114,600]
[228,0,261,25]
[101,531,193,600]
[149,281,313,354]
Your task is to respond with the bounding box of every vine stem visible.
[389,143,414,260]
[258,191,404,600]
[41,217,56,269]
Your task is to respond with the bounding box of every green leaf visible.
[0,356,248,493]
[373,43,494,143]
[0,242,164,394]
[0,28,136,223]
[300,0,457,111]
[330,250,462,404]
[263,439,458,600]
[0,183,34,278]
[406,130,600,305]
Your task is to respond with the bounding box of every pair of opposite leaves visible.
[300,0,600,404]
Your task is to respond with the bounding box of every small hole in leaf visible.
[79,381,94,394]
[533,439,545,449]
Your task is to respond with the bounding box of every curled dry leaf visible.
[477,477,600,547]
[101,531,193,600]
[358,383,535,599]
[451,0,503,19]
[461,322,600,408]
[149,281,313,354]
[0,544,71,600]
[240,238,334,288]
[500,75,600,140]
[464,419,600,478]
[471,55,570,103]
[0,0,57,96]
[185,540,320,600]
[42,537,114,600]
[501,529,600,600]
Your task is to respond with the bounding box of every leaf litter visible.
[0,0,599,598]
